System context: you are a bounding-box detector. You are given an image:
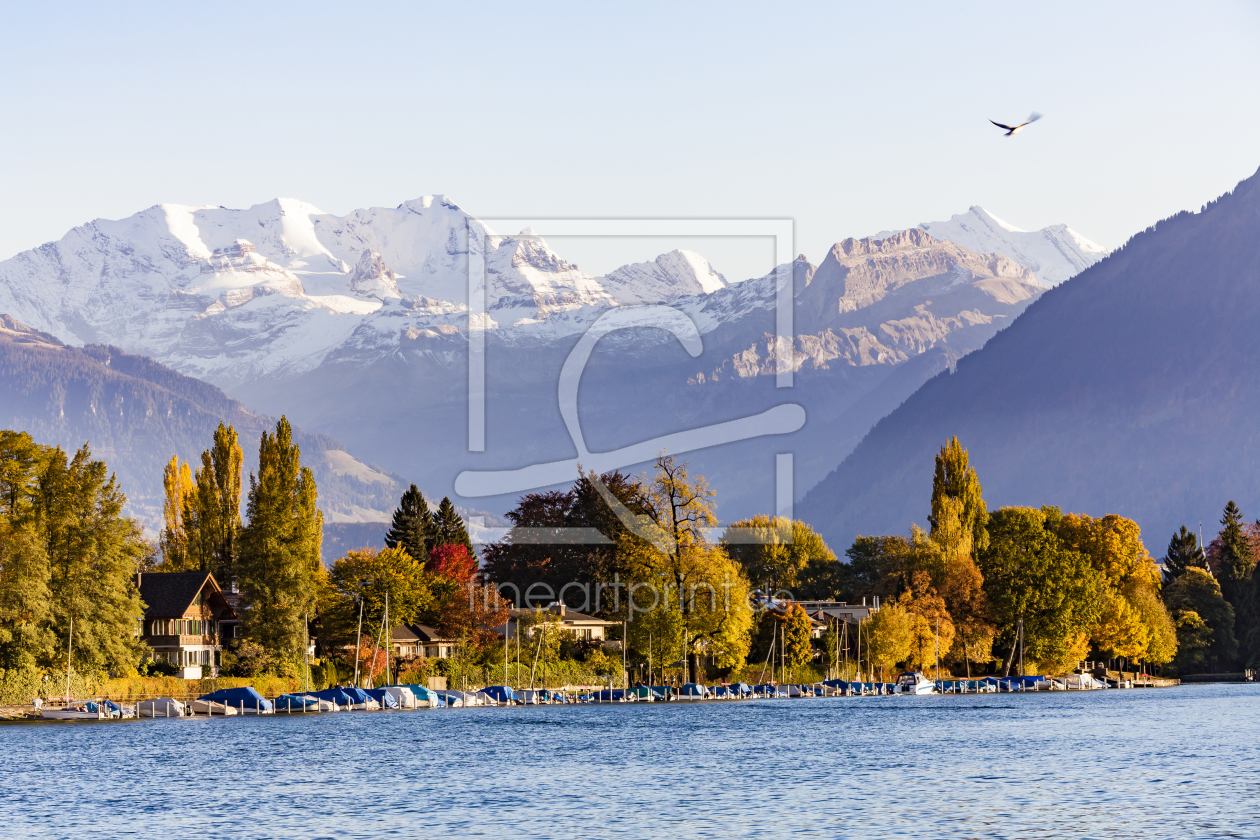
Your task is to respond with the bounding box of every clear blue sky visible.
[1,1,1257,279]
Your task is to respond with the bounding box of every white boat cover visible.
[136,698,186,717]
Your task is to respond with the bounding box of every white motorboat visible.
[896,671,936,695]
[40,701,106,720]
[136,698,186,717]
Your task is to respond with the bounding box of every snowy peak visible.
[601,249,728,305]
[349,249,402,299]
[872,206,1108,286]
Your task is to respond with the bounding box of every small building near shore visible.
[390,623,458,660]
[138,571,236,679]
[503,603,619,642]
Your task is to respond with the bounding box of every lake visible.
[4,684,1257,838]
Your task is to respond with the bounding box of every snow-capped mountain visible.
[600,250,727,304]
[0,193,1098,524]
[870,206,1108,286]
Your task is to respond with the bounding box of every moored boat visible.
[188,699,239,715]
[896,671,936,695]
[40,701,106,720]
[136,698,186,717]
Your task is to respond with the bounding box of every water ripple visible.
[1,684,1256,838]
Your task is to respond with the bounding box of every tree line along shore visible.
[1,419,1254,709]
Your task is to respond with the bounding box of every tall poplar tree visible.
[157,423,243,581]
[383,484,433,561]
[159,456,196,570]
[194,423,243,583]
[236,417,324,671]
[928,437,989,552]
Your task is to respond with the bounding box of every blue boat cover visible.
[730,683,754,694]
[341,687,374,704]
[630,686,665,700]
[275,693,320,710]
[479,685,519,703]
[595,689,634,701]
[365,688,399,708]
[198,686,274,711]
[680,682,707,696]
[312,687,355,706]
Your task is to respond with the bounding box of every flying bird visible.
[990,112,1043,136]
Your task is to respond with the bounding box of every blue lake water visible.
[3,683,1257,839]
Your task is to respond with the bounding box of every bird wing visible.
[1026,112,1043,123]
[990,120,1016,131]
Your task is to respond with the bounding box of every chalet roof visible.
[138,571,233,619]
[391,623,453,644]
[507,608,617,626]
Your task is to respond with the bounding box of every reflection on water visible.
[4,684,1258,838]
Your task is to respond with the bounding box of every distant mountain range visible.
[0,194,1107,528]
[800,165,1260,552]
[870,206,1108,287]
[0,315,405,532]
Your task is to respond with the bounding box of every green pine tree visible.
[433,496,474,558]
[928,437,989,552]
[0,432,149,678]
[1215,501,1252,610]
[236,417,324,672]
[0,520,55,671]
[1163,525,1208,580]
[37,444,149,675]
[383,484,433,562]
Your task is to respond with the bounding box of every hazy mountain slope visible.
[234,232,1043,522]
[872,206,1108,286]
[0,316,405,529]
[799,166,1260,551]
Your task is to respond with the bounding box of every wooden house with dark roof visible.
[137,571,236,679]
[390,623,457,660]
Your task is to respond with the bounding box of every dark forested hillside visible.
[0,315,403,530]
[798,165,1260,551]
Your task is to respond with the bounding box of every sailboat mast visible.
[353,598,364,688]
[64,616,73,702]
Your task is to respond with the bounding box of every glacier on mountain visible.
[870,205,1108,286]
